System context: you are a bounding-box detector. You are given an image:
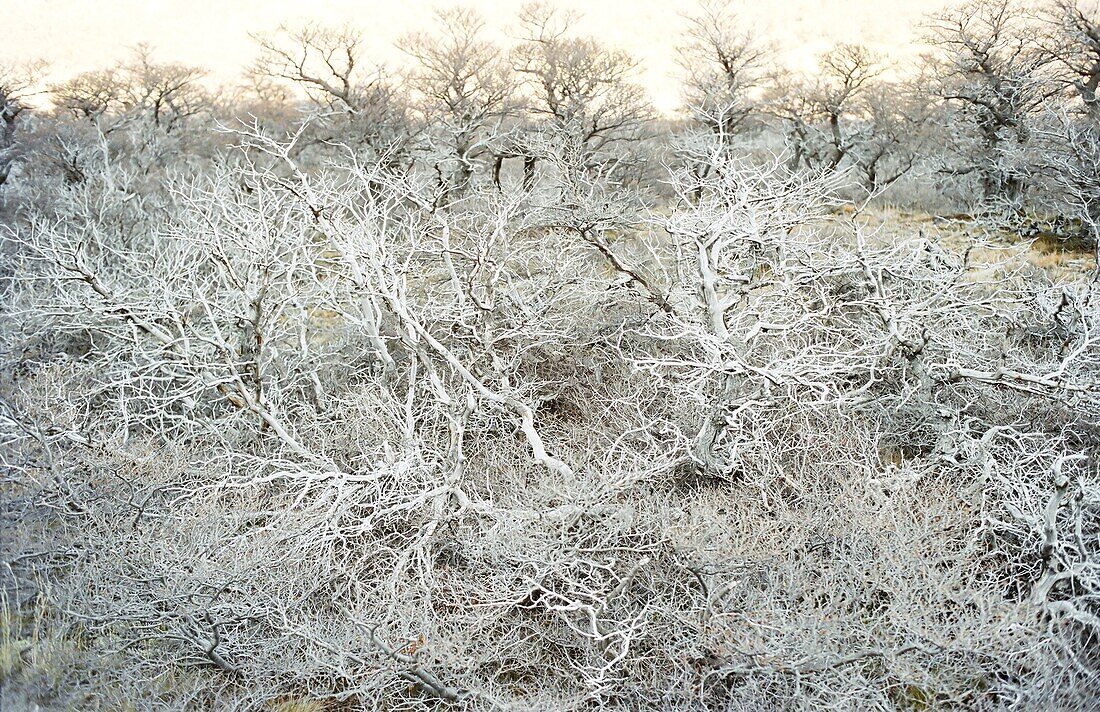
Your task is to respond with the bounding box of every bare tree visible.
[1037,0,1100,119]
[124,46,210,130]
[0,61,45,188]
[815,43,884,171]
[767,43,885,177]
[677,0,772,136]
[1031,107,1100,272]
[399,7,516,203]
[51,46,208,133]
[50,69,123,125]
[1029,2,1100,267]
[39,46,217,192]
[849,79,935,194]
[252,24,414,168]
[252,24,362,112]
[924,0,1053,204]
[512,2,655,183]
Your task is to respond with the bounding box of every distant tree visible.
[52,46,208,134]
[399,7,516,202]
[848,80,935,194]
[677,0,772,137]
[1036,0,1100,119]
[0,61,45,187]
[512,2,655,183]
[51,68,125,125]
[252,24,363,113]
[123,45,210,132]
[810,43,884,171]
[923,0,1053,204]
[252,24,414,169]
[227,73,301,135]
[1032,109,1100,270]
[1031,1,1100,265]
[767,44,883,174]
[35,47,214,191]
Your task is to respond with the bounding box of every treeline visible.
[1,0,1098,237]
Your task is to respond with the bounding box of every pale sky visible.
[2,0,950,113]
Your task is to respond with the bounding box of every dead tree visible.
[1036,0,1100,120]
[399,7,516,203]
[677,0,772,137]
[512,2,655,184]
[0,61,45,187]
[251,24,414,169]
[923,0,1053,204]
[766,43,884,178]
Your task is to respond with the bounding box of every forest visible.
[0,0,1098,709]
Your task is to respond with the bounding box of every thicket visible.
[1,1,1098,710]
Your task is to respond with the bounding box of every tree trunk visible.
[492,154,504,191]
[522,155,537,192]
